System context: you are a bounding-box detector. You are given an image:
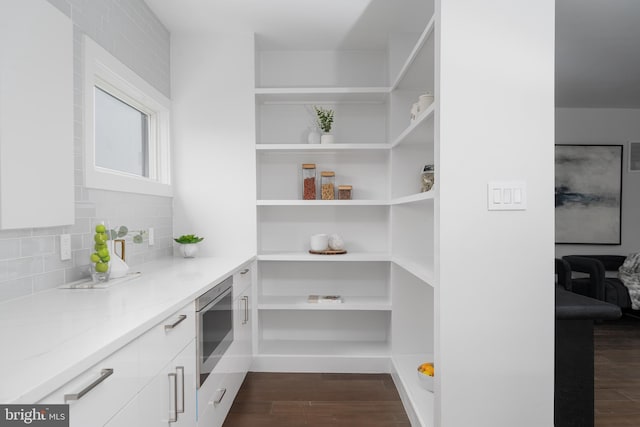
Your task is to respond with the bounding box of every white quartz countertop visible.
[0,255,254,403]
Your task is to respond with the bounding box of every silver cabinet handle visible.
[242,296,249,325]
[176,366,185,414]
[240,268,249,275]
[64,368,114,402]
[211,388,226,405]
[168,372,178,423]
[164,314,187,331]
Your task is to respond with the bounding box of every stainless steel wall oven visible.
[196,276,233,388]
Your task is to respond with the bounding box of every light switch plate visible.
[60,234,71,260]
[148,227,155,246]
[488,181,527,211]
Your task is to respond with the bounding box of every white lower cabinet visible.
[138,340,197,427]
[38,303,196,427]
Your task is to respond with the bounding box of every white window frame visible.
[83,36,172,196]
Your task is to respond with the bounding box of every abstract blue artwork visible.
[555,145,623,244]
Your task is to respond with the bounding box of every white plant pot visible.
[320,133,334,144]
[418,93,434,113]
[307,130,321,144]
[179,243,199,258]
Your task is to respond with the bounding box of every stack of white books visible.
[307,295,343,304]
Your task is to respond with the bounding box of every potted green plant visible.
[174,234,204,258]
[315,106,334,144]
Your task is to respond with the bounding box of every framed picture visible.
[555,144,623,245]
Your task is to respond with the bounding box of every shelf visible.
[257,252,391,262]
[392,354,435,427]
[257,199,389,206]
[256,143,391,151]
[391,104,435,148]
[390,15,436,91]
[391,192,435,205]
[259,339,390,357]
[257,295,392,311]
[392,257,435,287]
[255,87,390,103]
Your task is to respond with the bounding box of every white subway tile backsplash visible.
[43,253,74,272]
[21,237,55,257]
[7,257,44,280]
[0,278,33,302]
[0,240,21,260]
[0,0,173,304]
[33,270,66,292]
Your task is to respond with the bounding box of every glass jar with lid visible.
[320,171,335,200]
[302,163,316,200]
[338,185,352,200]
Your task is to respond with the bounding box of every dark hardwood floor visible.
[222,373,410,427]
[222,319,640,427]
[595,315,640,427]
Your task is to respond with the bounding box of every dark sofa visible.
[562,255,631,309]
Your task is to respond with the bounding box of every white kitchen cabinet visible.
[37,333,142,427]
[0,0,74,229]
[232,263,253,374]
[38,303,196,427]
[138,340,197,427]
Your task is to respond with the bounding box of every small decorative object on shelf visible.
[328,233,345,250]
[302,163,317,200]
[417,362,435,392]
[418,93,434,113]
[310,233,329,251]
[307,128,321,144]
[315,106,335,144]
[90,224,145,282]
[174,234,204,258]
[338,185,352,200]
[308,294,343,304]
[421,164,435,192]
[410,102,419,123]
[321,171,335,200]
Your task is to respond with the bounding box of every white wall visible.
[555,108,640,257]
[171,32,256,258]
[436,1,555,426]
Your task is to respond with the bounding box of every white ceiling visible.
[144,0,431,50]
[145,0,640,108]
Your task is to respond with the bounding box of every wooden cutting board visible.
[308,249,347,255]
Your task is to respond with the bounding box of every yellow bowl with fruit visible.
[417,362,434,392]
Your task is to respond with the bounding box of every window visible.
[84,36,171,196]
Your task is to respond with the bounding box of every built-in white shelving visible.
[255,87,390,103]
[257,199,389,206]
[392,257,435,287]
[257,296,391,311]
[390,15,436,90]
[254,8,436,424]
[259,340,390,357]
[391,191,435,205]
[391,104,435,148]
[256,143,391,151]
[392,354,435,427]
[257,252,391,262]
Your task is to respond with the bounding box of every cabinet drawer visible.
[138,303,195,382]
[233,263,252,296]
[197,373,236,427]
[37,339,141,427]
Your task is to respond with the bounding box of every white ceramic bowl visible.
[417,368,434,392]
